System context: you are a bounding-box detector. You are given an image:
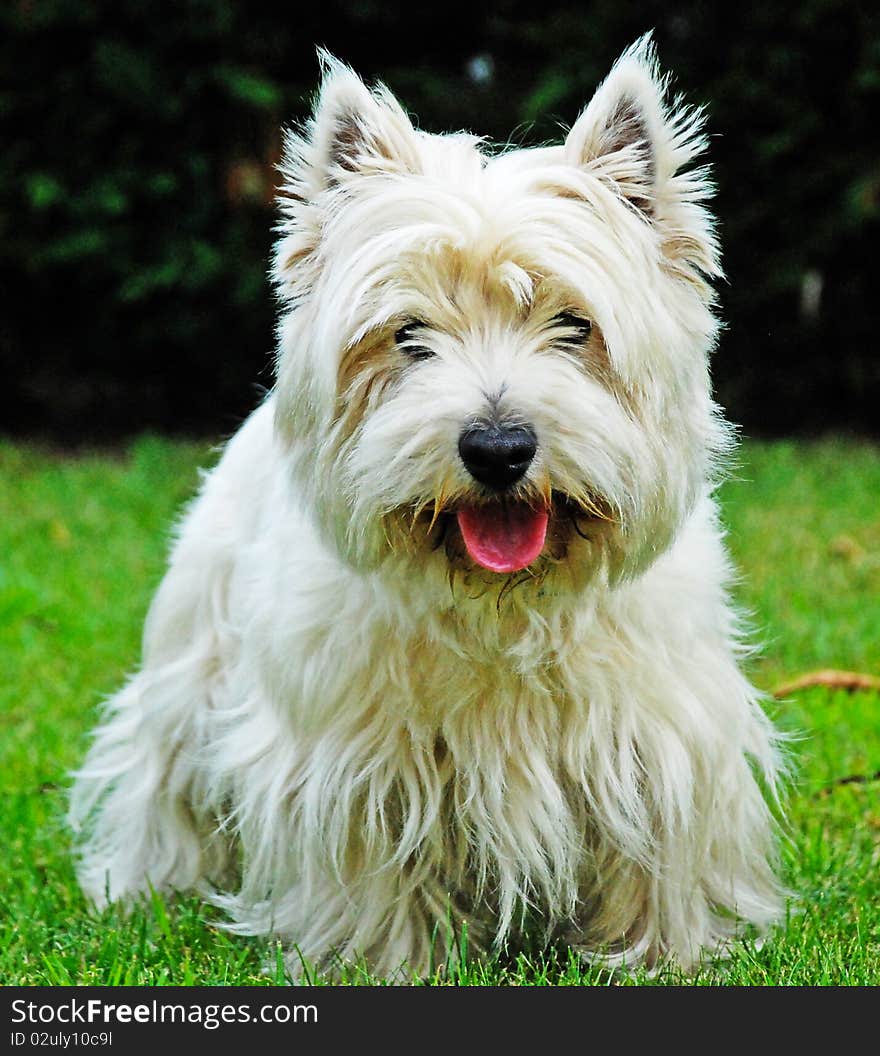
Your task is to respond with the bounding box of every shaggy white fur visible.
[69,36,785,980]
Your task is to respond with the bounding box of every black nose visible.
[458,423,537,490]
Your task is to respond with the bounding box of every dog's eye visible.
[552,312,592,345]
[394,322,435,361]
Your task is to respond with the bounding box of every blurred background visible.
[3,0,879,442]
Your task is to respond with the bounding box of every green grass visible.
[1,435,879,985]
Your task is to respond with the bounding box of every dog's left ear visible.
[565,34,720,275]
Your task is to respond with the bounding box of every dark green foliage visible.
[3,1,878,439]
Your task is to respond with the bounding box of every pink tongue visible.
[456,504,549,573]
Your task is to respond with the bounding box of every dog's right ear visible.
[274,54,421,293]
[309,52,422,189]
[280,54,420,202]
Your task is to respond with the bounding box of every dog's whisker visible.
[426,490,449,535]
[495,570,536,613]
[568,508,593,541]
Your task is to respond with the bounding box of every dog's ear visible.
[274,55,421,294]
[317,53,422,185]
[564,34,720,276]
[564,36,667,216]
[303,53,421,195]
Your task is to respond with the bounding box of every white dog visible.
[70,36,785,979]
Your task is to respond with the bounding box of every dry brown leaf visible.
[773,669,880,698]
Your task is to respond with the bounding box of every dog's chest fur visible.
[178,397,710,935]
[191,416,670,944]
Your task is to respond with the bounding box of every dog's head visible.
[272,36,731,598]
